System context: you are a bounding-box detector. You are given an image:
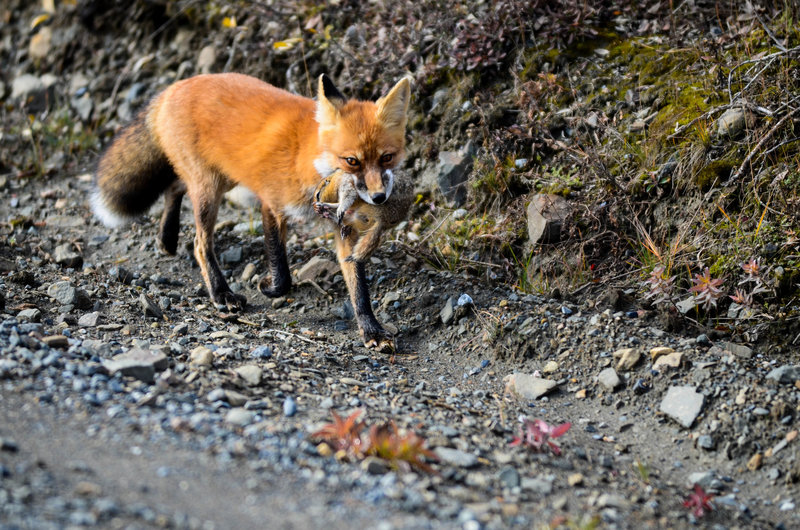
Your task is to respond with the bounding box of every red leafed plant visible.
[312,410,367,455]
[510,418,571,455]
[312,411,436,473]
[689,267,725,310]
[683,484,714,517]
[365,421,437,474]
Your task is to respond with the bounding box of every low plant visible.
[312,410,437,473]
[683,483,714,518]
[510,417,571,456]
[689,267,725,311]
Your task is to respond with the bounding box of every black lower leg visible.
[353,261,384,337]
[196,202,244,311]
[159,183,185,255]
[259,221,291,297]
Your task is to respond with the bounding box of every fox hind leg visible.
[189,184,246,311]
[158,179,186,255]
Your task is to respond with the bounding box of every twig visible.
[297,278,331,298]
[762,136,800,158]
[727,44,800,103]
[756,13,787,52]
[262,328,318,344]
[724,104,800,187]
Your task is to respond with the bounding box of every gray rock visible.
[53,243,83,269]
[497,466,520,489]
[219,246,242,264]
[598,368,622,390]
[527,194,571,244]
[660,386,704,428]
[521,476,553,495]
[506,373,558,400]
[283,396,297,417]
[101,348,168,383]
[11,74,44,99]
[78,311,101,327]
[47,281,91,309]
[722,342,753,359]
[434,447,478,468]
[440,296,456,325]
[675,296,697,315]
[17,308,41,322]
[597,493,629,509]
[687,470,720,490]
[697,435,715,450]
[71,93,93,122]
[197,45,216,74]
[361,456,390,475]
[766,365,800,384]
[140,293,163,319]
[717,106,753,138]
[419,143,475,206]
[225,408,255,427]
[234,365,262,386]
[296,256,339,283]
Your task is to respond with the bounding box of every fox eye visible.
[380,153,394,164]
[343,157,360,168]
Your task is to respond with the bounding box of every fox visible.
[313,168,414,262]
[91,72,411,350]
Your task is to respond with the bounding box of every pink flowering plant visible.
[510,417,571,455]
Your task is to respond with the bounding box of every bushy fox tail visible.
[91,105,176,227]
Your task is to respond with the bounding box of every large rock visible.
[419,143,476,206]
[598,367,621,390]
[296,256,339,283]
[11,74,44,99]
[766,365,800,385]
[504,373,558,400]
[53,243,83,269]
[434,447,478,468]
[526,194,571,244]
[660,386,704,428]
[47,281,91,309]
[102,348,168,383]
[716,106,754,138]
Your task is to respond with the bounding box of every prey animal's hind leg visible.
[158,180,186,255]
[258,206,291,298]
[189,186,246,311]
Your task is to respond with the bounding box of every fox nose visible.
[371,192,386,205]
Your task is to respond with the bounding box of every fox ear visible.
[316,74,346,126]
[376,76,411,130]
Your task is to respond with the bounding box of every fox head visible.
[315,74,411,205]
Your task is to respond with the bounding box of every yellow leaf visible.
[222,16,236,28]
[31,13,49,29]
[273,37,302,51]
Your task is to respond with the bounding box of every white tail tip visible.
[90,188,130,228]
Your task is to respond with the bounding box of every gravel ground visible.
[1,170,799,529]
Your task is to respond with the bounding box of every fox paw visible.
[340,224,353,240]
[258,276,291,298]
[213,291,246,312]
[361,328,395,353]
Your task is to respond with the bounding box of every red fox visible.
[313,168,414,262]
[92,73,411,350]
